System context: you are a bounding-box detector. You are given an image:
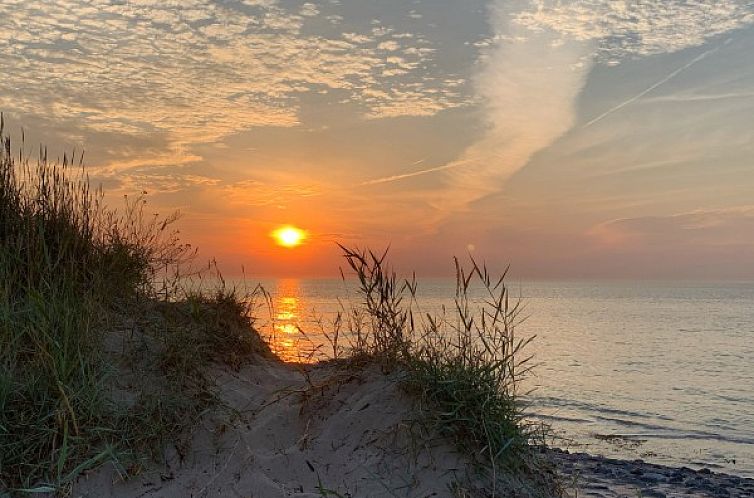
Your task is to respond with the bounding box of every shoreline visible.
[550,448,754,498]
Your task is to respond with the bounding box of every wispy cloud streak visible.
[430,0,594,215]
[360,159,472,186]
[582,40,731,128]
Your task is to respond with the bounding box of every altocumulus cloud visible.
[514,0,754,62]
[0,0,467,173]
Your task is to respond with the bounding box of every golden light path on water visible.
[267,278,321,363]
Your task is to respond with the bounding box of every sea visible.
[239,278,754,477]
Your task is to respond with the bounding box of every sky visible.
[2,0,754,279]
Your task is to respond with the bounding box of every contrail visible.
[359,159,471,186]
[582,39,731,129]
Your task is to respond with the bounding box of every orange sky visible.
[4,1,754,279]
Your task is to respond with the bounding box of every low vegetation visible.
[333,247,557,496]
[0,118,267,494]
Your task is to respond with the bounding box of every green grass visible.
[337,246,558,496]
[0,118,268,494]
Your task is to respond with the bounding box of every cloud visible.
[0,0,468,176]
[377,40,400,51]
[582,40,731,128]
[217,179,322,208]
[641,91,754,104]
[590,206,754,248]
[514,0,754,62]
[117,172,222,194]
[429,1,595,216]
[415,0,754,223]
[359,159,469,186]
[300,3,319,17]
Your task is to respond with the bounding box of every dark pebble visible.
[641,474,661,484]
[700,484,719,494]
[640,490,666,498]
[687,477,709,488]
[590,484,610,490]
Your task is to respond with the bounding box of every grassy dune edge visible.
[0,119,273,494]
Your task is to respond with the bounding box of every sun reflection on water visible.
[269,279,317,362]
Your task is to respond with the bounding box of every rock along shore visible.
[550,448,754,498]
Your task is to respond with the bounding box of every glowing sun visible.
[271,226,307,248]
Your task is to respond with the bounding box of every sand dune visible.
[66,351,754,498]
[72,359,482,497]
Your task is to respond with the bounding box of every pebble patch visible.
[550,449,754,498]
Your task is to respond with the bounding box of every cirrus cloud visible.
[415,0,754,225]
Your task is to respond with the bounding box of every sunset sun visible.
[271,226,307,248]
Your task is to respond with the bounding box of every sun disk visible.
[272,226,307,248]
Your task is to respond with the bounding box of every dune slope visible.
[72,359,482,498]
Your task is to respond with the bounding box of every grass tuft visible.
[0,118,267,494]
[337,246,558,496]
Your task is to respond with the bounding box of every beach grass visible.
[337,246,557,496]
[0,118,267,493]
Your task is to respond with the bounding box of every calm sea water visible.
[246,278,754,477]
